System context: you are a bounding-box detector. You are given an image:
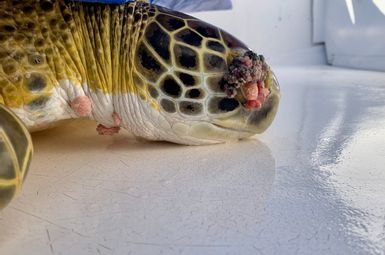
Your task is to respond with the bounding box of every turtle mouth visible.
[211,122,254,135]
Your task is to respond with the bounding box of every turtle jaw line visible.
[211,122,255,136]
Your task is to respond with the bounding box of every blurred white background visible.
[194,0,385,70]
[193,0,318,65]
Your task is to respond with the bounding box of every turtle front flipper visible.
[0,104,33,210]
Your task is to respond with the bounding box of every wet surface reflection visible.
[1,66,385,254]
[259,67,385,254]
[0,120,275,254]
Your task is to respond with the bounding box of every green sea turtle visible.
[0,0,280,209]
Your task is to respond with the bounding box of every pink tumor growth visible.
[96,113,122,136]
[242,81,270,110]
[112,112,122,126]
[70,96,92,117]
[96,124,120,136]
[223,51,271,109]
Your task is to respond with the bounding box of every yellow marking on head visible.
[150,101,160,111]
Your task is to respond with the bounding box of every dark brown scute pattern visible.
[177,72,197,87]
[179,101,203,115]
[161,76,182,98]
[203,54,226,72]
[186,88,203,99]
[175,29,202,47]
[188,20,220,39]
[218,98,239,112]
[145,22,171,62]
[206,76,223,92]
[156,14,185,31]
[207,41,225,53]
[137,5,247,116]
[160,98,176,113]
[208,97,240,114]
[136,43,166,82]
[174,44,198,70]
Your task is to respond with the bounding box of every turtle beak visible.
[212,72,280,135]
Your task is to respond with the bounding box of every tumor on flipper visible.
[70,96,92,117]
[96,124,120,136]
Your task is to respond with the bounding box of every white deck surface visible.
[1,66,385,255]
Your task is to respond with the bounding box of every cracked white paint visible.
[1,66,385,254]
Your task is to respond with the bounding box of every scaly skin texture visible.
[0,0,281,209]
[0,0,149,129]
[0,0,263,131]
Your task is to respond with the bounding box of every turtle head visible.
[127,5,280,144]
